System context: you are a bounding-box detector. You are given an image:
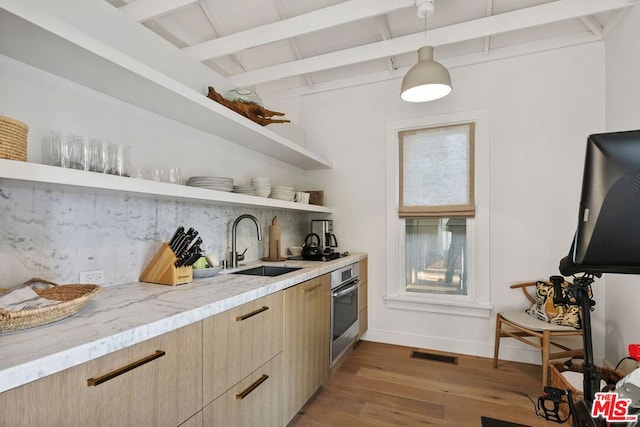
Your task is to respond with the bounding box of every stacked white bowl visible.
[270,185,295,201]
[251,177,271,198]
[233,184,256,196]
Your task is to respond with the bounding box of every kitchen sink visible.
[231,265,302,277]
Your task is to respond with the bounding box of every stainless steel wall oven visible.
[330,262,360,365]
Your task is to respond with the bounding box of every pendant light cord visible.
[424,11,427,45]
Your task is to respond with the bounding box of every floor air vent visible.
[410,351,458,365]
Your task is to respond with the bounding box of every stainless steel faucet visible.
[230,214,263,268]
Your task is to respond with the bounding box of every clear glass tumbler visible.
[42,131,63,166]
[90,139,109,173]
[107,143,130,176]
[167,167,183,184]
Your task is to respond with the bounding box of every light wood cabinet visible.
[203,354,283,427]
[179,411,203,427]
[358,258,369,339]
[202,292,283,406]
[1,261,366,427]
[0,322,202,427]
[282,274,331,423]
[360,258,368,285]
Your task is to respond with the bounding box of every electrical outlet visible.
[80,269,105,284]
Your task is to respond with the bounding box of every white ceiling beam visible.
[580,16,603,38]
[482,0,493,56]
[119,0,199,22]
[198,3,247,73]
[265,31,600,99]
[183,0,416,61]
[273,0,314,89]
[231,0,635,87]
[375,15,397,73]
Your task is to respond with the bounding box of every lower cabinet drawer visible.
[0,322,202,427]
[203,353,283,427]
[179,411,203,427]
[202,292,283,405]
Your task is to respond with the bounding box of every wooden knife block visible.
[140,242,192,286]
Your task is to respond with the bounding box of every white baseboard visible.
[363,328,543,365]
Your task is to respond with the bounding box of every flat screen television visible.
[560,129,640,276]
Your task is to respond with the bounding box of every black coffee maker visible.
[311,220,338,254]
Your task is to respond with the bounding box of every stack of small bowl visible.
[270,185,295,201]
[233,184,256,196]
[251,177,271,198]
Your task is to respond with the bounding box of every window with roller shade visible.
[399,123,475,218]
[399,123,474,296]
[385,110,490,317]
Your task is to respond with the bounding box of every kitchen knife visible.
[170,232,187,254]
[185,238,202,258]
[168,226,184,248]
[175,231,198,259]
[175,237,202,266]
[181,249,203,267]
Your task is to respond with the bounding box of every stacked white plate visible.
[270,185,295,201]
[233,184,256,196]
[251,177,271,198]
[186,176,234,192]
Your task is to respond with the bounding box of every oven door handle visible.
[332,278,359,298]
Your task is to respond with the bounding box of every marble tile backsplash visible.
[0,181,309,287]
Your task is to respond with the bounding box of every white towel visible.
[0,286,59,311]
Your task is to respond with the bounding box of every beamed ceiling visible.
[104,0,636,98]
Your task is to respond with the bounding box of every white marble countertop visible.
[0,254,366,394]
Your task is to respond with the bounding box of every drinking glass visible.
[166,167,183,184]
[59,133,78,169]
[108,143,130,176]
[90,139,109,173]
[78,136,91,171]
[42,131,63,166]
[151,168,165,182]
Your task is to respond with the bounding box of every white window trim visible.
[385,109,492,318]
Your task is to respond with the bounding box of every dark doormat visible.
[480,416,530,427]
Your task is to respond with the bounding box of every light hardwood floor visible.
[290,341,558,427]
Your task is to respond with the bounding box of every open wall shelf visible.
[0,3,331,170]
[0,159,335,213]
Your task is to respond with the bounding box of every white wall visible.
[271,43,606,364]
[604,4,640,369]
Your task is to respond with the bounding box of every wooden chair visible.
[493,281,584,388]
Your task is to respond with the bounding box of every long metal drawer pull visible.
[236,306,269,321]
[235,374,269,400]
[87,350,166,386]
[303,283,322,293]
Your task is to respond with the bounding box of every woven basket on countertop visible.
[550,359,623,424]
[0,278,101,332]
[0,114,29,161]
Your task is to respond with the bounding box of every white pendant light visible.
[400,0,452,103]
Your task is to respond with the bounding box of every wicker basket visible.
[0,114,29,161]
[550,360,623,424]
[0,278,101,332]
